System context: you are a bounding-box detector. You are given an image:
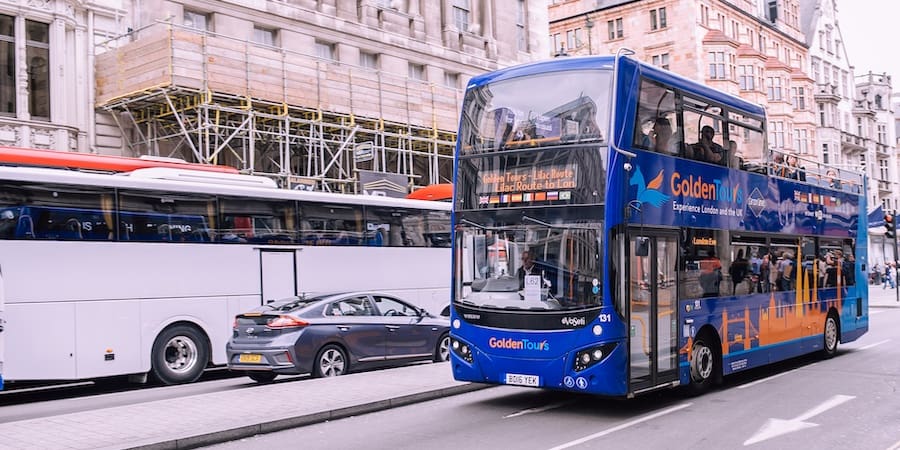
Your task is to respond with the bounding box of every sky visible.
[837,0,900,84]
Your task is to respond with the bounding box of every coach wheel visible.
[822,313,839,358]
[687,331,720,396]
[150,325,209,385]
[248,372,278,384]
[434,333,450,362]
[314,344,348,378]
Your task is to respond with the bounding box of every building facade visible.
[1,0,549,192]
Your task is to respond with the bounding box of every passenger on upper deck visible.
[785,155,806,182]
[0,209,16,238]
[650,117,678,155]
[691,126,726,165]
[824,168,842,190]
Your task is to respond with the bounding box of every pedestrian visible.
[884,262,895,290]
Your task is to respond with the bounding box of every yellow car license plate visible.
[239,353,263,363]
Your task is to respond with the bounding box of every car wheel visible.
[314,344,348,377]
[150,324,209,385]
[822,312,839,358]
[247,372,278,384]
[434,333,450,362]
[686,330,720,396]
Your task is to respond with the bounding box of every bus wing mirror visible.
[635,237,650,257]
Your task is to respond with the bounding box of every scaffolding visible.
[95,22,461,193]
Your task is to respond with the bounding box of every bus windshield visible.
[455,208,603,312]
[459,69,611,154]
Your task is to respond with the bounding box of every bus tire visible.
[434,333,450,362]
[150,324,209,385]
[313,344,348,378]
[822,312,840,358]
[687,330,720,396]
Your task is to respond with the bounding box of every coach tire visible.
[687,331,720,396]
[314,344,348,378]
[434,333,450,362]
[822,312,840,359]
[150,324,209,385]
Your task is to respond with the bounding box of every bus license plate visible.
[239,354,263,363]
[505,373,540,387]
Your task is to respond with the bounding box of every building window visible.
[315,41,336,61]
[551,33,562,53]
[359,51,378,70]
[766,77,782,101]
[791,87,806,110]
[183,10,209,31]
[700,5,709,26]
[566,28,582,50]
[516,0,527,51]
[652,53,669,70]
[822,143,829,164]
[607,18,623,40]
[818,103,826,127]
[739,65,755,91]
[793,128,808,154]
[452,0,470,32]
[252,26,276,46]
[408,63,425,81]
[875,94,883,109]
[650,8,667,30]
[708,51,727,79]
[1,14,15,116]
[877,123,886,143]
[769,121,784,148]
[26,20,49,120]
[444,72,459,88]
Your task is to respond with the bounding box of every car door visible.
[372,295,433,360]
[325,295,386,363]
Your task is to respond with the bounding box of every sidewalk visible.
[869,282,900,307]
[0,363,485,450]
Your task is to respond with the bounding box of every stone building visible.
[1,0,549,192]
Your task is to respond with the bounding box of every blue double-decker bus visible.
[448,53,868,397]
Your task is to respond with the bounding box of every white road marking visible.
[858,339,891,350]
[743,394,855,446]
[737,366,809,389]
[869,310,886,315]
[546,403,692,450]
[504,399,578,418]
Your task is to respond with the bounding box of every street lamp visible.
[584,14,594,56]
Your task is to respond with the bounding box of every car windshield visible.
[454,209,603,311]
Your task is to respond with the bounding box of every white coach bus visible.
[0,150,450,387]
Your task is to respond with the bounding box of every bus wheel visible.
[150,325,209,385]
[687,332,720,395]
[247,372,278,384]
[822,313,839,358]
[314,344,347,377]
[434,333,450,362]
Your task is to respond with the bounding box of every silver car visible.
[226,292,451,383]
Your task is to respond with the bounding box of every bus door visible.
[259,249,297,305]
[627,231,679,393]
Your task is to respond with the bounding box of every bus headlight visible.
[573,343,617,372]
[450,337,473,363]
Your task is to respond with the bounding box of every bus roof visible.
[465,55,765,118]
[0,165,451,211]
[0,146,240,174]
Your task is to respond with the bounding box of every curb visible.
[122,383,491,450]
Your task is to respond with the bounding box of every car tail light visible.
[267,315,309,329]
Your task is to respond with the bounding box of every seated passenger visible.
[0,209,16,238]
[651,118,678,155]
[824,169,842,190]
[691,126,726,165]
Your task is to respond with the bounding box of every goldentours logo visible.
[488,337,550,351]
[629,167,670,208]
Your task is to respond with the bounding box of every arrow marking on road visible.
[743,394,855,446]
